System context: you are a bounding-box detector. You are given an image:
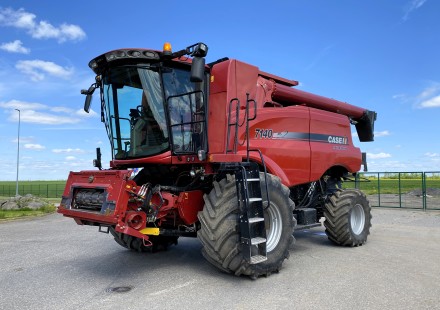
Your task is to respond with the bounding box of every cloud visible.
[374,130,391,137]
[12,136,34,143]
[368,152,392,159]
[24,143,45,150]
[76,108,98,118]
[65,156,76,161]
[1,99,83,125]
[0,39,30,54]
[305,44,335,71]
[50,107,74,113]
[419,96,440,108]
[394,83,440,107]
[16,60,73,81]
[0,7,86,43]
[0,99,46,110]
[402,0,428,21]
[425,152,439,157]
[353,130,390,138]
[410,83,440,109]
[18,110,80,125]
[52,148,85,154]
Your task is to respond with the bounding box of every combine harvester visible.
[58,42,376,278]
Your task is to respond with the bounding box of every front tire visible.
[197,173,296,278]
[324,189,371,246]
[109,227,178,252]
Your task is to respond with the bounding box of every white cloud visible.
[65,156,76,161]
[0,40,30,54]
[353,130,390,138]
[52,148,85,154]
[418,83,440,99]
[425,152,439,157]
[18,110,80,125]
[402,0,428,21]
[76,108,98,118]
[0,101,82,125]
[51,107,74,113]
[368,152,392,159]
[24,143,45,150]
[409,83,440,109]
[16,60,73,81]
[0,8,86,43]
[12,136,34,144]
[392,94,407,100]
[419,95,440,108]
[374,130,391,137]
[0,99,47,110]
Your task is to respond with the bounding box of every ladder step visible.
[248,197,262,202]
[250,255,268,264]
[249,217,264,223]
[251,237,266,245]
[246,178,260,182]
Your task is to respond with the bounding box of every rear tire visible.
[324,188,371,246]
[197,173,296,278]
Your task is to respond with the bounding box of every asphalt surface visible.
[0,208,439,310]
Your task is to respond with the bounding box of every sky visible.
[0,0,439,181]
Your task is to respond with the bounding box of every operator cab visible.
[82,43,209,162]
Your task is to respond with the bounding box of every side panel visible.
[309,108,362,180]
[246,106,311,187]
[208,60,259,155]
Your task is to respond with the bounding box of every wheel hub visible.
[350,204,366,235]
[265,202,283,252]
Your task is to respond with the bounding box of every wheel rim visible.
[265,202,283,252]
[350,204,366,235]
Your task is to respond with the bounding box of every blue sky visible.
[0,0,439,180]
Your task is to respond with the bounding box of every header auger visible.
[58,42,376,278]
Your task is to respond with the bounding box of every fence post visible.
[422,172,426,211]
[377,173,381,207]
[398,173,402,208]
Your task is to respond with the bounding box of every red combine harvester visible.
[58,42,376,278]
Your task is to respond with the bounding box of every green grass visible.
[345,178,440,195]
[0,205,57,220]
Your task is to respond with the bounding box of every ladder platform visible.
[248,217,264,223]
[250,255,268,264]
[248,197,262,202]
[246,178,260,182]
[251,237,266,245]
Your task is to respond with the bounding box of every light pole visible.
[15,109,20,197]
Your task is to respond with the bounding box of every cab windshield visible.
[101,65,207,159]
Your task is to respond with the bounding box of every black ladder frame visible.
[225,93,271,264]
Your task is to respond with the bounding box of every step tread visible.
[251,237,266,245]
[249,217,264,223]
[250,255,267,264]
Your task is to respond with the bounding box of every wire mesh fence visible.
[344,172,440,211]
[1,172,439,210]
[0,183,66,199]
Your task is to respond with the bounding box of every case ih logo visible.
[327,135,348,145]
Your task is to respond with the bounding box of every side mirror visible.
[81,83,97,113]
[84,94,93,113]
[190,57,205,83]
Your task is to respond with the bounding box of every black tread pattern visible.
[197,173,295,278]
[109,227,178,252]
[324,188,372,246]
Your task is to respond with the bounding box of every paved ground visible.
[0,208,439,310]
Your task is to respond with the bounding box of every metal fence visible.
[345,171,440,211]
[0,184,66,198]
[1,172,440,210]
